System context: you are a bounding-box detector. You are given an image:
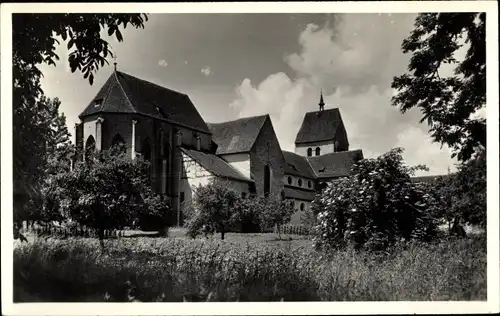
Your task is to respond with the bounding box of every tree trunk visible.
[277,224,281,240]
[220,228,225,240]
[97,228,105,250]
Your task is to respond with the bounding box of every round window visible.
[287,176,292,185]
[298,179,303,187]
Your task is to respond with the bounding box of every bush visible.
[53,145,170,244]
[313,148,439,251]
[186,179,241,240]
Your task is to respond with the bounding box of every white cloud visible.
[158,59,168,67]
[229,13,458,175]
[201,66,212,76]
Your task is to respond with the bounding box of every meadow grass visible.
[13,231,486,302]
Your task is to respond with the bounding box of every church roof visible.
[283,187,316,202]
[295,108,344,144]
[282,151,316,179]
[78,71,211,134]
[207,115,268,155]
[181,148,253,183]
[307,149,364,179]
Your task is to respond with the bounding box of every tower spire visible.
[319,89,325,111]
[113,54,118,72]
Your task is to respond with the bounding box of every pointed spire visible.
[319,89,325,111]
[113,54,118,72]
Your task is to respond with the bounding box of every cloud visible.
[158,59,168,67]
[229,13,458,175]
[201,66,212,76]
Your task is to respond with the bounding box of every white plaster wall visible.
[295,140,335,157]
[82,116,98,146]
[180,153,251,211]
[220,153,251,179]
[283,174,315,191]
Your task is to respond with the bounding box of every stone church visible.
[75,69,364,226]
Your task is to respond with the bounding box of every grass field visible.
[13,229,487,302]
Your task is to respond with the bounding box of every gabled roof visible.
[282,151,316,179]
[307,149,364,179]
[78,71,211,134]
[181,148,253,183]
[207,115,268,155]
[295,108,344,144]
[283,187,316,202]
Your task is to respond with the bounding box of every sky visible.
[38,13,467,176]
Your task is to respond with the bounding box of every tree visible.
[252,195,295,239]
[13,13,148,231]
[187,179,241,240]
[391,13,485,162]
[312,148,439,251]
[54,145,170,248]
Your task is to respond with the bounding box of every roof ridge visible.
[207,114,269,126]
[117,70,188,97]
[114,71,138,113]
[249,114,272,151]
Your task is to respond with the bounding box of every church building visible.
[75,69,364,226]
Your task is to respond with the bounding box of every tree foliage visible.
[250,195,295,239]
[187,179,241,240]
[426,148,486,229]
[13,13,148,225]
[391,13,485,162]
[312,148,439,251]
[53,145,170,244]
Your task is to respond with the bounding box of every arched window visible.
[111,134,126,153]
[280,190,285,200]
[84,135,96,162]
[300,203,305,211]
[307,148,312,157]
[287,176,292,185]
[298,178,303,187]
[264,165,271,197]
[315,147,321,156]
[308,180,312,189]
[141,138,153,182]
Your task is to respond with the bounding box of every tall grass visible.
[13,234,486,302]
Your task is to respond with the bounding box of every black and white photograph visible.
[1,1,498,315]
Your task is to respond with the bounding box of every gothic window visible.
[315,147,321,156]
[264,165,271,197]
[84,135,96,162]
[307,148,312,157]
[287,176,292,185]
[298,178,303,187]
[111,134,126,153]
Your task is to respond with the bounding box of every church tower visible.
[294,91,350,157]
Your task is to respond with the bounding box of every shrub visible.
[187,179,241,240]
[53,144,170,246]
[313,148,439,251]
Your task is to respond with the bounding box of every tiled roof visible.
[283,187,316,202]
[181,148,253,183]
[295,108,344,144]
[282,151,316,179]
[207,115,268,155]
[307,149,364,179]
[78,71,211,134]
